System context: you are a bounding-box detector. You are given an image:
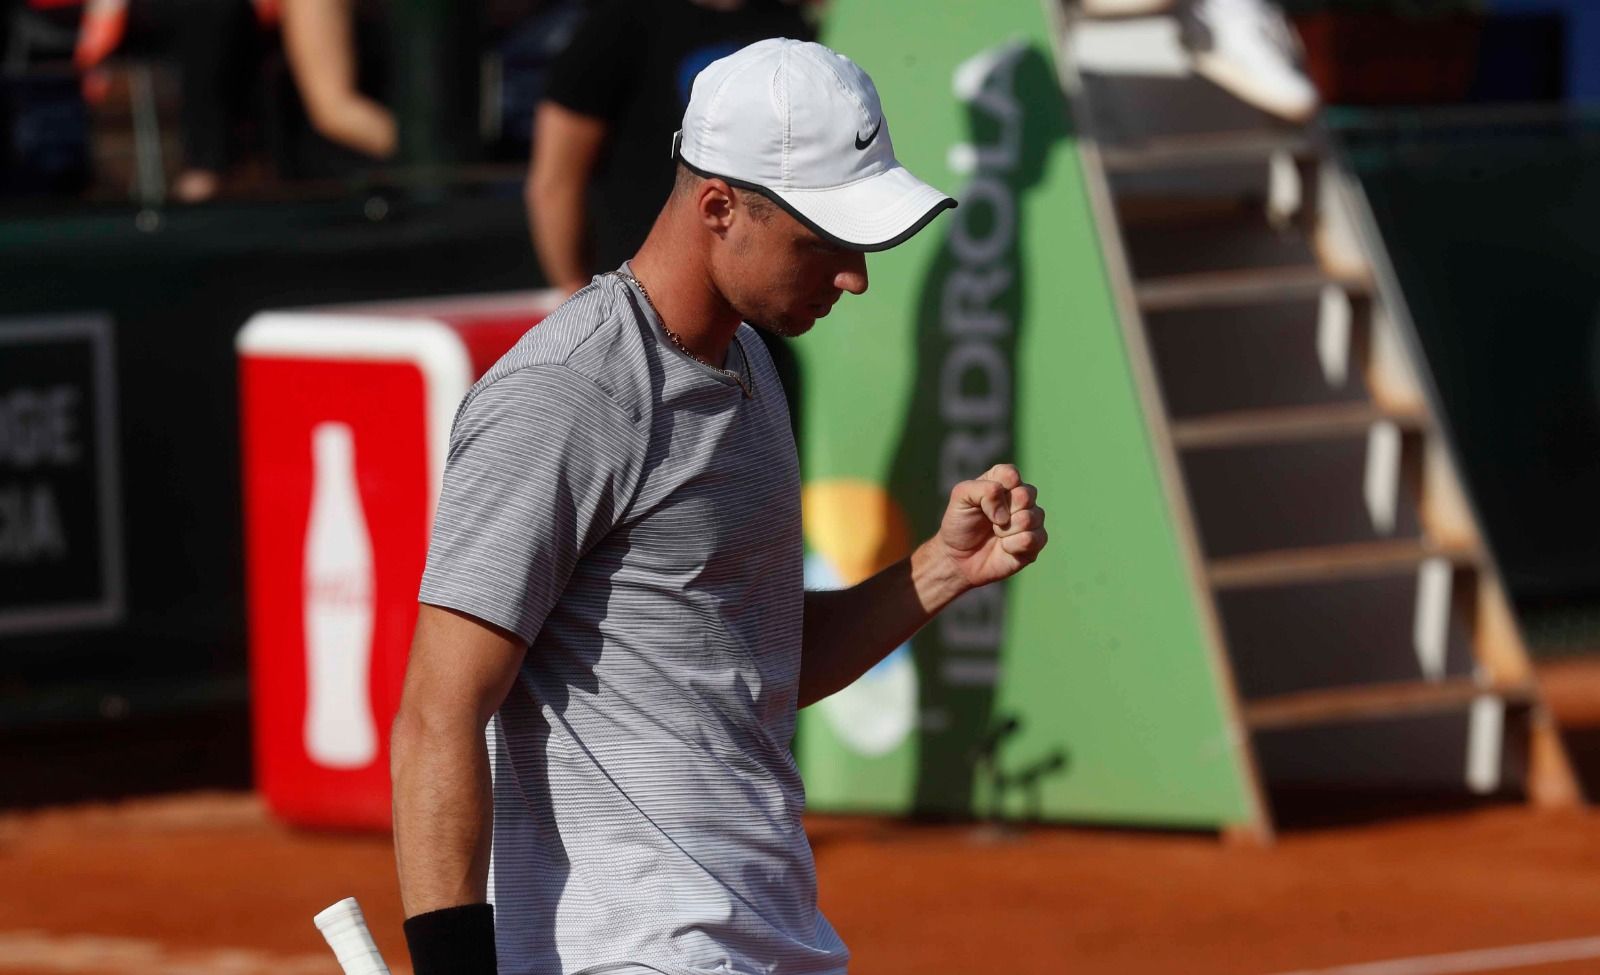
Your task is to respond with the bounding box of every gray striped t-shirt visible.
[417,268,848,975]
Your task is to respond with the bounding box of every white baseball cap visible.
[673,38,955,252]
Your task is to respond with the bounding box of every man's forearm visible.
[391,712,494,917]
[798,538,969,707]
[527,176,591,294]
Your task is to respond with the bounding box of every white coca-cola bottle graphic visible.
[303,422,378,769]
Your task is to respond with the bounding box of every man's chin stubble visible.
[749,316,815,339]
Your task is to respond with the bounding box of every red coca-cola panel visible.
[239,294,556,829]
[243,357,427,828]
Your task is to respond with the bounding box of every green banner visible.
[797,0,1257,828]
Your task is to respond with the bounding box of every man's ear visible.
[697,178,735,236]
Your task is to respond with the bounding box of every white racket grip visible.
[314,897,393,975]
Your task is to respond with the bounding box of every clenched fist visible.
[935,463,1047,589]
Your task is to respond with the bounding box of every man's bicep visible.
[531,102,608,182]
[403,603,527,728]
[418,367,647,644]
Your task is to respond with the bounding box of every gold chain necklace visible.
[618,270,753,399]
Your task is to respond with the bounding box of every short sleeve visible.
[541,0,647,122]
[418,365,646,645]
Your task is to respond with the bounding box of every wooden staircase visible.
[1049,6,1582,840]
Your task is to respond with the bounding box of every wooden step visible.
[1137,266,1365,311]
[1117,195,1264,227]
[1245,678,1534,731]
[1100,130,1314,173]
[1209,539,1477,591]
[1077,69,1302,148]
[1170,403,1427,449]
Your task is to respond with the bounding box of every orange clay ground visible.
[4,658,1598,975]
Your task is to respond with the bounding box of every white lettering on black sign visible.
[0,483,68,561]
[0,316,123,633]
[0,386,80,562]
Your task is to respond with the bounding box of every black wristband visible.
[403,903,496,975]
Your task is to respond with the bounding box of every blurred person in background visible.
[1082,0,1319,122]
[483,0,585,161]
[525,0,816,298]
[3,0,93,196]
[280,0,394,161]
[73,0,269,201]
[526,0,819,424]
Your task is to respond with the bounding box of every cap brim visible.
[772,165,956,252]
[678,154,954,253]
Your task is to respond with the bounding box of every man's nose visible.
[834,253,868,295]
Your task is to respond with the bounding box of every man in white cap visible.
[391,38,1048,975]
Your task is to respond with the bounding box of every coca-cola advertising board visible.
[239,294,555,829]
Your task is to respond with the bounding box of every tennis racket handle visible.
[314,897,393,975]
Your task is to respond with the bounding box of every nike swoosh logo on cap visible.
[855,118,882,150]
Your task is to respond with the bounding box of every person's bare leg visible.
[282,0,397,159]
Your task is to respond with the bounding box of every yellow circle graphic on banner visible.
[802,479,919,757]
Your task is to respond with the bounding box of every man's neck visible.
[629,230,742,365]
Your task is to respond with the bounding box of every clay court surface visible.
[5,659,1599,975]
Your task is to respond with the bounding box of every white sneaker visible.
[1178,0,1319,123]
[1080,0,1174,16]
